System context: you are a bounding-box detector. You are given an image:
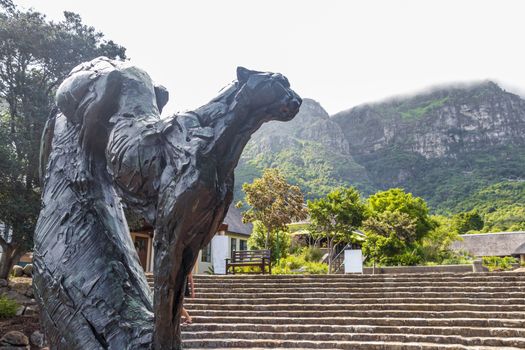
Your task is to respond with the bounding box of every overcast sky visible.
[14,0,525,115]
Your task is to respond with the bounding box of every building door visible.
[133,236,149,270]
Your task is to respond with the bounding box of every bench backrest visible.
[231,249,271,263]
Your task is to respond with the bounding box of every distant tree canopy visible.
[0,3,126,278]
[237,166,501,269]
[451,210,484,234]
[362,188,436,266]
[248,221,291,262]
[363,210,418,245]
[239,168,307,249]
[307,186,367,273]
[367,188,435,240]
[362,210,420,266]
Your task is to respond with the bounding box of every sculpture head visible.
[235,66,302,123]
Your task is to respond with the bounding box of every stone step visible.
[183,323,525,338]
[148,279,525,290]
[187,348,516,350]
[185,309,525,319]
[149,274,525,280]
[145,272,525,348]
[150,285,525,295]
[147,272,525,281]
[191,316,525,328]
[187,297,525,305]
[188,272,525,280]
[184,291,525,299]
[185,286,525,293]
[181,330,525,348]
[185,302,525,312]
[188,281,525,288]
[148,278,525,287]
[182,338,521,349]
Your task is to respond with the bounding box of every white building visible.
[130,203,252,274]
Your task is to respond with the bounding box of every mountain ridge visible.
[235,80,525,221]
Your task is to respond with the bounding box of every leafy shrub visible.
[248,221,291,262]
[439,250,474,265]
[0,295,19,318]
[301,246,324,262]
[231,265,267,274]
[482,256,518,271]
[273,254,328,274]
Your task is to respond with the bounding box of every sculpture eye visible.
[272,73,290,88]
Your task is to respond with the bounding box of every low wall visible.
[362,264,474,274]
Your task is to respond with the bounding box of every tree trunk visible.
[327,238,333,275]
[0,244,22,280]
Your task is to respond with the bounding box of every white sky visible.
[14,0,525,115]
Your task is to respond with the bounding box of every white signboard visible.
[344,249,363,274]
[211,235,229,274]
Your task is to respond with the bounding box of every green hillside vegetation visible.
[452,181,525,232]
[379,96,450,121]
[236,139,374,200]
[358,145,525,215]
[399,97,449,120]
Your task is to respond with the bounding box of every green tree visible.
[240,168,307,257]
[0,4,126,279]
[482,206,525,232]
[248,221,291,262]
[451,210,484,234]
[363,189,436,266]
[363,210,418,244]
[362,210,421,266]
[367,188,434,240]
[419,215,463,264]
[307,187,366,273]
[361,232,389,273]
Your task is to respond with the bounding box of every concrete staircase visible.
[145,272,525,349]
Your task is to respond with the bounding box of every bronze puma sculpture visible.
[35,57,301,349]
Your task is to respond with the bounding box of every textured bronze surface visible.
[35,57,301,349]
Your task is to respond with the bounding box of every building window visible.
[230,238,237,256]
[201,242,211,262]
[239,239,247,251]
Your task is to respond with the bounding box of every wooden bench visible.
[225,250,271,274]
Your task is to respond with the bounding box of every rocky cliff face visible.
[247,98,350,155]
[236,99,371,200]
[332,82,525,159]
[235,82,525,212]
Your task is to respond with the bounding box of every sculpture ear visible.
[236,67,258,83]
[154,85,169,113]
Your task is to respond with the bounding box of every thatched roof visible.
[223,203,252,236]
[450,231,525,257]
